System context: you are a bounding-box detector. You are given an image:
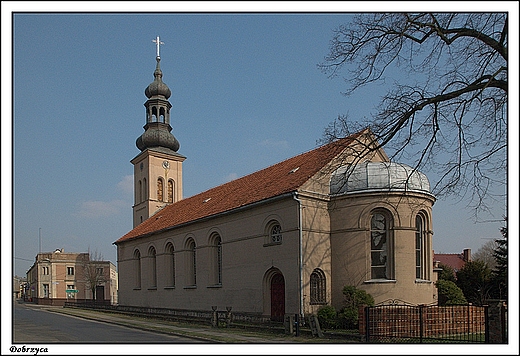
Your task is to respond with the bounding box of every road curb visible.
[45,308,222,343]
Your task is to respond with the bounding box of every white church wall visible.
[117,197,302,315]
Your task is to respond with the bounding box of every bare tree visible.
[472,239,499,270]
[319,13,507,218]
[83,248,107,301]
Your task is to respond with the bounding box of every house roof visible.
[434,253,467,271]
[115,130,365,244]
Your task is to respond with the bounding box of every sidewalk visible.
[35,304,344,344]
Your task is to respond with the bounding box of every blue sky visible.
[3,4,516,282]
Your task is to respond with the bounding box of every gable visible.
[115,129,372,244]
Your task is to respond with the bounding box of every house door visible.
[95,286,104,303]
[270,273,285,321]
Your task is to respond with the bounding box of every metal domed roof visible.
[330,161,431,195]
[136,123,180,152]
[144,57,171,99]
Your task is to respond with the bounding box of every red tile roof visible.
[434,253,467,271]
[115,131,364,244]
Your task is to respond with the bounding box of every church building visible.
[114,43,438,321]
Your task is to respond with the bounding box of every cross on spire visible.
[152,36,164,59]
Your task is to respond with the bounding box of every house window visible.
[134,249,141,289]
[186,239,197,286]
[67,267,74,276]
[270,223,282,244]
[310,269,326,304]
[209,234,222,286]
[168,180,174,203]
[43,284,49,298]
[370,211,392,279]
[96,267,104,276]
[165,243,175,288]
[157,178,164,202]
[217,239,222,285]
[415,215,423,279]
[66,284,75,298]
[149,247,157,288]
[42,266,49,275]
[415,212,430,280]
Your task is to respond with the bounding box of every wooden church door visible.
[270,273,285,321]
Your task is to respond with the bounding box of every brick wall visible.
[359,304,486,339]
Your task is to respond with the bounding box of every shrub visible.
[338,285,374,329]
[435,279,468,305]
[317,305,337,329]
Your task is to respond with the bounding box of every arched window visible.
[267,221,282,244]
[157,178,164,202]
[149,246,157,288]
[133,249,141,289]
[151,106,158,122]
[165,243,175,288]
[186,239,197,286]
[159,107,166,123]
[138,180,142,203]
[370,211,393,280]
[217,239,222,285]
[209,234,222,286]
[168,180,174,203]
[143,178,147,200]
[415,212,430,280]
[310,269,326,304]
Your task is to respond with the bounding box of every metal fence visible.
[362,303,488,343]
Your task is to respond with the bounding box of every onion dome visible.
[136,123,180,152]
[144,57,171,99]
[330,161,431,195]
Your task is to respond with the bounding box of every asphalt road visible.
[12,302,206,344]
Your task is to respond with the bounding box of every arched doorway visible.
[270,273,285,321]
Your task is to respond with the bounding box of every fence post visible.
[467,303,471,339]
[419,304,424,343]
[501,302,507,343]
[294,314,300,337]
[484,304,490,343]
[365,306,370,343]
[225,306,232,328]
[485,300,507,343]
[284,314,294,335]
[211,306,218,328]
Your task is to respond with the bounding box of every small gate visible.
[363,302,488,343]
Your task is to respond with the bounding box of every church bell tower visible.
[131,36,185,227]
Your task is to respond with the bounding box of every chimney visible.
[462,248,471,262]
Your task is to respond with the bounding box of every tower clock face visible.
[162,160,170,169]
